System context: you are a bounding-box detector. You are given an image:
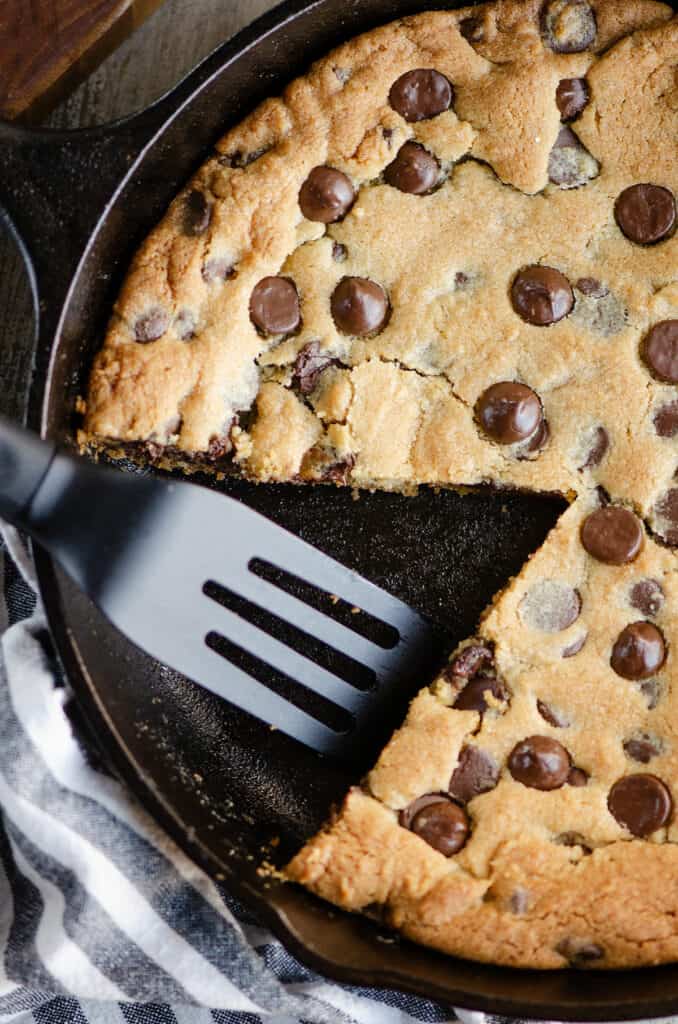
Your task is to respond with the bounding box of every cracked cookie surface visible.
[82,0,678,969]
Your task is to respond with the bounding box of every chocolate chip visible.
[292,342,334,395]
[203,433,233,463]
[567,767,589,787]
[332,242,348,263]
[576,277,607,297]
[182,189,211,235]
[654,488,678,546]
[541,0,597,53]
[384,142,440,195]
[250,277,301,336]
[331,277,389,336]
[537,701,570,728]
[449,746,499,803]
[446,643,494,679]
[399,794,469,855]
[555,832,591,851]
[455,271,471,289]
[624,734,662,764]
[174,309,196,340]
[654,400,678,439]
[134,308,169,343]
[517,418,550,459]
[203,258,236,285]
[630,579,665,618]
[511,266,574,325]
[556,78,590,120]
[324,454,355,484]
[510,889,529,914]
[382,127,395,146]
[611,622,666,680]
[299,167,355,223]
[476,382,543,445]
[453,677,508,713]
[509,736,571,790]
[580,506,643,565]
[642,320,678,383]
[608,773,672,836]
[389,69,453,123]
[220,147,268,169]
[640,678,663,709]
[519,581,581,633]
[459,15,484,42]
[548,126,599,189]
[563,632,588,658]
[556,938,604,966]
[578,426,609,471]
[615,184,676,246]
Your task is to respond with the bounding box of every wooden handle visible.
[0,0,167,122]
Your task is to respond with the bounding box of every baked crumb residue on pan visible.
[80,0,678,970]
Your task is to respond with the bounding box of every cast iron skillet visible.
[1,0,677,1015]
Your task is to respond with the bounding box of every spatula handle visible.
[0,417,56,526]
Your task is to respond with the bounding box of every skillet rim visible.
[24,0,678,1013]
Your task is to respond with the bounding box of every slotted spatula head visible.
[4,424,446,765]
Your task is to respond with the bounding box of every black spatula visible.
[0,418,445,763]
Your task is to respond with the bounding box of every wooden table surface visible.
[0,0,277,421]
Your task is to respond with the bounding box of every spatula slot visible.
[203,579,376,692]
[248,557,400,650]
[204,630,354,734]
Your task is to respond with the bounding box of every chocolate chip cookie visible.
[81,0,678,970]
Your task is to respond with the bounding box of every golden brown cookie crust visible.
[82,0,678,969]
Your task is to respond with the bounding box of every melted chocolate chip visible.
[608,773,672,836]
[476,382,543,445]
[519,581,581,633]
[299,166,355,223]
[250,277,301,336]
[510,889,529,914]
[537,700,570,728]
[654,488,678,546]
[556,78,590,120]
[610,621,666,680]
[446,643,494,679]
[134,308,169,343]
[331,277,389,336]
[642,320,678,384]
[556,938,604,966]
[548,126,599,188]
[630,579,665,618]
[576,277,607,298]
[508,736,571,790]
[640,678,663,710]
[624,734,662,764]
[384,142,440,195]
[332,241,348,262]
[449,747,499,803]
[615,184,676,246]
[292,342,335,395]
[567,767,589,787]
[174,309,196,340]
[555,832,591,852]
[324,454,355,484]
[511,265,574,325]
[562,632,588,658]
[580,506,643,565]
[389,69,453,122]
[182,189,211,236]
[202,258,235,284]
[453,676,508,713]
[459,15,484,42]
[578,425,609,470]
[541,0,597,53]
[399,794,469,855]
[654,400,678,439]
[517,418,550,459]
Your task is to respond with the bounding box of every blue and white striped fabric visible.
[0,526,465,1024]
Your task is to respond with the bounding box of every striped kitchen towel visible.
[0,525,463,1024]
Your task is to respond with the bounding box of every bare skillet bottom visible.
[3,0,678,1014]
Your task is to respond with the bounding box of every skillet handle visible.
[0,415,56,527]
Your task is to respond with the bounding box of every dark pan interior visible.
[25,0,678,1016]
